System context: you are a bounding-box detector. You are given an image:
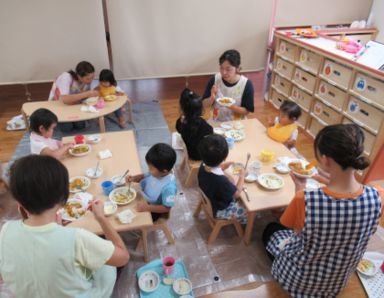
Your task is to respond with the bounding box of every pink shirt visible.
[30,132,61,154]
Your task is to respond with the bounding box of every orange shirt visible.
[280,185,384,231]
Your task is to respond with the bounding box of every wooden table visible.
[222,119,297,245]
[61,131,154,260]
[21,96,127,133]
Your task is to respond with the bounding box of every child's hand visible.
[238,168,247,178]
[289,172,306,192]
[89,199,105,219]
[125,174,141,184]
[211,85,218,100]
[221,161,234,170]
[87,90,99,98]
[63,143,74,150]
[284,139,296,149]
[136,201,149,212]
[267,116,275,127]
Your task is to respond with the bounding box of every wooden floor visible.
[0,73,379,297]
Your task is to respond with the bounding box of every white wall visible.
[368,0,384,43]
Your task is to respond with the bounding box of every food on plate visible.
[357,259,376,274]
[217,97,234,106]
[258,174,284,189]
[173,278,192,295]
[224,129,245,141]
[111,189,135,204]
[231,163,244,175]
[70,145,90,155]
[138,271,160,292]
[85,96,98,105]
[104,94,117,101]
[70,178,84,192]
[288,161,312,176]
[64,201,86,219]
[163,277,174,285]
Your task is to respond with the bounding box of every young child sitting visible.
[197,134,247,224]
[262,124,383,297]
[126,143,177,222]
[29,108,73,159]
[267,100,301,149]
[176,88,213,160]
[95,69,132,128]
[0,155,130,297]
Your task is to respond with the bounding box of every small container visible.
[95,98,105,109]
[162,256,175,276]
[74,135,85,144]
[226,137,235,149]
[101,180,114,196]
[260,149,274,163]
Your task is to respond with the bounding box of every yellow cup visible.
[260,149,274,162]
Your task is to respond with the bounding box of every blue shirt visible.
[140,173,177,207]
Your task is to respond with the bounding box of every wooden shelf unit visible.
[268,30,384,181]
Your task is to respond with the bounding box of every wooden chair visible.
[194,190,243,245]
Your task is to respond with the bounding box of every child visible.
[29,108,73,159]
[96,69,131,128]
[0,155,130,297]
[197,134,247,224]
[126,143,177,222]
[176,88,213,160]
[267,100,301,148]
[262,124,383,297]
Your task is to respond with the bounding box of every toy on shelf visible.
[295,28,318,38]
[336,38,362,54]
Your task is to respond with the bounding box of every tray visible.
[136,259,194,298]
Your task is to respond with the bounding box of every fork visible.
[243,187,250,202]
[244,152,251,170]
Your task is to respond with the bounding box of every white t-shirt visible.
[30,132,61,154]
[48,72,90,101]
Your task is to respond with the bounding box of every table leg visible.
[141,228,149,262]
[21,109,29,129]
[98,116,106,133]
[244,211,257,245]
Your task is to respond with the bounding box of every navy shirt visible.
[198,164,237,215]
[202,76,254,112]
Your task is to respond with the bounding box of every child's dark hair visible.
[68,61,95,80]
[29,108,58,133]
[314,124,370,170]
[280,100,301,120]
[180,88,203,133]
[99,69,117,86]
[145,143,177,172]
[198,135,228,167]
[219,49,241,68]
[9,155,69,215]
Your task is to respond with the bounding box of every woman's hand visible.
[89,199,105,220]
[86,90,99,98]
[289,172,307,192]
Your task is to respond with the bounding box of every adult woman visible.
[202,49,254,122]
[176,88,213,160]
[48,61,98,131]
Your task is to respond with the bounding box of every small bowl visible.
[274,163,290,174]
[85,166,103,179]
[249,161,262,171]
[220,122,233,130]
[104,201,117,216]
[111,175,126,187]
[138,270,160,293]
[87,134,101,144]
[245,173,258,183]
[231,163,244,175]
[173,278,192,295]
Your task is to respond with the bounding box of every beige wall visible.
[0,0,109,85]
[369,0,384,42]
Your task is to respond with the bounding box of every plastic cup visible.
[226,137,235,149]
[96,98,105,109]
[74,135,85,144]
[101,180,114,196]
[162,256,175,276]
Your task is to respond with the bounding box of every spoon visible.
[118,169,129,185]
[93,161,100,177]
[244,152,251,170]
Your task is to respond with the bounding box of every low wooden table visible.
[22,96,127,133]
[222,119,297,245]
[61,131,154,261]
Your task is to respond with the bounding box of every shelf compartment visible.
[297,110,309,129]
[352,73,384,111]
[292,67,316,93]
[312,99,341,125]
[308,116,326,138]
[316,80,347,110]
[291,85,312,112]
[296,48,321,74]
[322,59,352,90]
[275,57,295,79]
[345,96,382,134]
[270,88,288,109]
[277,40,297,63]
[273,74,292,98]
[342,117,376,156]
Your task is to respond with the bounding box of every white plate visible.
[104,201,117,216]
[220,122,233,130]
[69,144,91,157]
[258,173,284,190]
[173,278,193,295]
[69,176,91,193]
[111,175,126,187]
[85,167,103,179]
[213,127,226,135]
[84,96,98,106]
[216,97,235,107]
[274,163,290,174]
[288,159,316,178]
[233,121,244,129]
[109,186,136,205]
[224,130,245,142]
[87,134,101,144]
[61,198,88,221]
[245,173,258,183]
[357,259,378,276]
[138,270,160,293]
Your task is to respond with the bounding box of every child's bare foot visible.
[118,116,126,128]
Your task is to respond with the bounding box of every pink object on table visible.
[381,261,384,273]
[74,135,85,144]
[95,98,105,109]
[162,256,175,275]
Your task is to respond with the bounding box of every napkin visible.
[171,132,184,150]
[98,149,112,159]
[117,209,136,224]
[80,105,99,113]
